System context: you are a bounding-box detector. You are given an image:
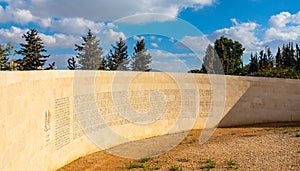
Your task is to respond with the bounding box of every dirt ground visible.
[57,122,300,171]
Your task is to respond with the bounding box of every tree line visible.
[0,29,152,71]
[190,36,300,79]
[1,28,300,79]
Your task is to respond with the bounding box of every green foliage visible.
[125,162,145,169]
[249,43,300,79]
[200,36,244,75]
[106,37,129,70]
[226,159,239,169]
[16,29,50,70]
[214,36,245,75]
[296,133,300,137]
[140,156,151,163]
[199,158,216,170]
[67,57,77,70]
[0,42,14,70]
[169,165,182,171]
[75,29,104,70]
[200,44,224,74]
[131,39,152,71]
[188,69,202,73]
[45,62,56,70]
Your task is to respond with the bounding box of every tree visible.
[0,42,14,70]
[214,36,245,75]
[67,57,77,70]
[75,29,104,70]
[45,62,56,70]
[200,44,223,74]
[249,53,259,75]
[131,39,152,71]
[98,58,107,70]
[16,29,50,70]
[275,47,282,68]
[188,69,202,73]
[106,37,129,70]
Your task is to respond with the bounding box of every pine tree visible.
[45,62,56,70]
[75,29,104,70]
[131,39,152,71]
[67,57,77,70]
[106,37,129,71]
[98,58,107,70]
[16,29,50,70]
[0,42,14,70]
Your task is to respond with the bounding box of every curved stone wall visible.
[0,71,299,171]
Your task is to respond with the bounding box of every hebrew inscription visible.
[55,97,71,150]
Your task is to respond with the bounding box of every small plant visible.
[189,138,197,144]
[125,162,145,169]
[169,165,182,171]
[279,127,288,134]
[226,159,239,169]
[296,133,300,137]
[199,158,216,170]
[140,156,151,163]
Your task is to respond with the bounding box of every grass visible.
[169,165,182,171]
[295,132,300,137]
[279,127,289,134]
[140,156,151,163]
[125,162,145,169]
[125,157,159,170]
[199,158,216,170]
[226,159,239,169]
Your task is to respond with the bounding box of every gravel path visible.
[58,122,300,171]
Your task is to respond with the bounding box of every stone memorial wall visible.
[0,71,299,171]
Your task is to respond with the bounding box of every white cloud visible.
[151,42,159,48]
[0,26,81,48]
[6,0,215,23]
[133,35,145,41]
[49,18,105,35]
[265,11,300,42]
[169,37,175,43]
[150,50,204,59]
[178,35,211,52]
[102,29,126,43]
[212,19,260,50]
[0,26,28,43]
[40,33,81,48]
[0,6,36,23]
[264,27,300,41]
[269,12,294,28]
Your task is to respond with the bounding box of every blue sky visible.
[0,0,300,72]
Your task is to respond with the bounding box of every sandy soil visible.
[57,122,300,171]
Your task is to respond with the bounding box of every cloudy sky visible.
[0,0,300,71]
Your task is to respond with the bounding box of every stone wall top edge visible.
[1,71,300,83]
